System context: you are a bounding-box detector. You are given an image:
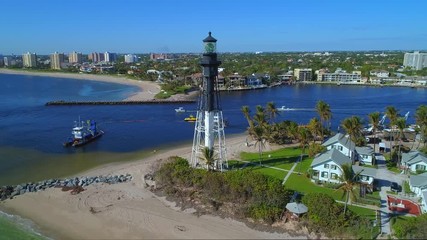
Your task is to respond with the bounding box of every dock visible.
[45,100,196,106]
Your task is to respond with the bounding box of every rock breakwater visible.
[0,174,132,201]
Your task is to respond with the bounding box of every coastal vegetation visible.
[392,214,427,239]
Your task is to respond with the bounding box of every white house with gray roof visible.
[409,172,427,213]
[401,151,427,173]
[311,148,376,189]
[322,133,376,165]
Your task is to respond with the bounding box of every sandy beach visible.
[0,68,171,101]
[0,133,307,239]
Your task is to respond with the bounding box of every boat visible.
[184,115,197,122]
[175,107,186,113]
[277,106,294,111]
[63,118,104,147]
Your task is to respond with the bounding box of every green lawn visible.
[240,147,302,170]
[284,173,344,200]
[347,205,377,220]
[0,216,46,240]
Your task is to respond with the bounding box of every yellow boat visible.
[184,115,197,122]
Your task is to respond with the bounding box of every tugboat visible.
[63,118,104,147]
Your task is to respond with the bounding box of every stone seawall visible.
[0,174,132,201]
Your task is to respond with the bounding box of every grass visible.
[0,215,46,240]
[347,205,377,220]
[284,173,344,200]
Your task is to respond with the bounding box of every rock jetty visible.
[0,174,132,201]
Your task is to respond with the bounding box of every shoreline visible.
[0,133,307,239]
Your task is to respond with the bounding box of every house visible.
[409,172,427,213]
[310,148,352,184]
[369,70,390,78]
[322,133,356,160]
[227,74,246,87]
[401,151,427,173]
[246,74,263,86]
[355,146,376,165]
[310,149,376,189]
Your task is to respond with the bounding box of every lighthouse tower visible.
[190,32,227,171]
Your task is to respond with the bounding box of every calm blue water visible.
[0,73,426,185]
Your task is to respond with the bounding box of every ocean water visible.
[0,73,426,185]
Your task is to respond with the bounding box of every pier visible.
[45,99,196,106]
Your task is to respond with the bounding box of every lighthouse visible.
[190,32,227,171]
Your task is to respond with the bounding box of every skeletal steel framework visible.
[190,32,227,171]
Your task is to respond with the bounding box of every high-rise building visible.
[294,68,312,81]
[3,56,14,66]
[403,51,427,70]
[22,52,37,68]
[0,54,3,67]
[69,51,82,64]
[104,52,117,62]
[88,52,104,63]
[124,54,138,63]
[50,52,64,70]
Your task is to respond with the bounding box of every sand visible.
[0,69,307,239]
[0,134,307,239]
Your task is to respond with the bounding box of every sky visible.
[1,0,426,54]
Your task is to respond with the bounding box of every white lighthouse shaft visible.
[204,111,214,150]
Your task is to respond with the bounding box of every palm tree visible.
[396,117,407,166]
[199,147,217,171]
[307,117,322,143]
[241,105,253,129]
[385,106,399,155]
[266,101,279,123]
[415,105,427,147]
[252,126,266,165]
[368,111,381,153]
[297,126,311,160]
[341,116,363,163]
[337,163,362,214]
[316,100,332,140]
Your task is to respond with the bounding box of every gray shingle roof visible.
[311,148,352,167]
[409,172,427,187]
[322,133,355,150]
[352,165,377,178]
[356,146,374,155]
[402,151,427,165]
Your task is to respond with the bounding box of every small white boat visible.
[277,106,293,111]
[175,107,185,113]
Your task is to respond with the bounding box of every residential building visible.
[227,74,246,87]
[369,70,390,78]
[104,52,117,63]
[294,68,312,81]
[50,52,64,70]
[401,151,427,173]
[316,68,329,81]
[355,146,376,165]
[150,53,169,61]
[69,51,82,64]
[0,54,3,67]
[403,51,427,70]
[88,52,104,63]
[22,52,37,68]
[310,148,375,188]
[124,54,138,63]
[318,68,362,83]
[3,56,15,66]
[409,172,427,213]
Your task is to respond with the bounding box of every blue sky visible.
[1,0,426,54]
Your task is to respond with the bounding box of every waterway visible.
[0,73,426,185]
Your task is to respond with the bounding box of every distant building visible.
[22,52,37,68]
[150,53,169,61]
[316,68,329,81]
[69,51,82,64]
[370,70,390,78]
[124,54,138,63]
[0,54,3,67]
[88,52,104,63]
[104,52,117,63]
[318,68,361,83]
[50,52,64,70]
[294,68,312,81]
[3,56,14,66]
[403,51,427,70]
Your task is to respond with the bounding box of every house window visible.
[331,165,337,170]
[416,165,426,171]
[321,171,328,178]
[324,164,329,169]
[335,145,343,151]
[331,173,338,179]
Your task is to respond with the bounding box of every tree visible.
[386,106,399,157]
[199,147,217,171]
[368,111,381,153]
[241,105,254,130]
[341,116,363,162]
[396,117,407,166]
[337,163,362,214]
[307,117,322,143]
[266,101,279,123]
[297,126,312,163]
[316,100,332,140]
[252,126,266,165]
[415,105,427,147]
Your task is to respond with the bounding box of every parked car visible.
[390,182,401,192]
